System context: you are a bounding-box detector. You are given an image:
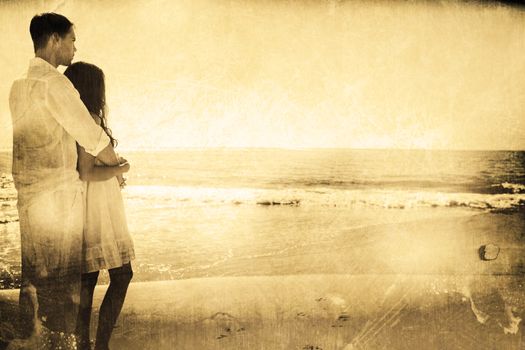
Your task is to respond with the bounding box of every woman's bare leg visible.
[94,263,133,350]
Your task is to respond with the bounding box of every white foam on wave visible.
[125,185,265,206]
[496,182,525,193]
[0,174,19,224]
[124,185,525,211]
[0,174,16,201]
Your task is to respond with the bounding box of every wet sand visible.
[0,211,523,349]
[104,274,525,349]
[2,274,523,349]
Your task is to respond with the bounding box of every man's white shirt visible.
[9,57,110,205]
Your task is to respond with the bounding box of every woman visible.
[64,62,135,350]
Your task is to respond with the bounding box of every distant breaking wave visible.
[124,185,525,211]
[273,178,525,195]
[1,176,525,225]
[492,182,525,194]
[0,174,17,224]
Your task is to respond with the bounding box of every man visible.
[9,13,129,347]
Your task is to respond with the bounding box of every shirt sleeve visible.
[45,75,111,156]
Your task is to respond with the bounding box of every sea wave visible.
[0,174,18,224]
[0,174,16,200]
[124,185,525,211]
[276,178,525,195]
[491,182,525,194]
[1,174,524,225]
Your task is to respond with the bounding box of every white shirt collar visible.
[29,57,58,71]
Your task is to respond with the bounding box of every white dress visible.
[82,158,135,273]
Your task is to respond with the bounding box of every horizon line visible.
[2,146,524,153]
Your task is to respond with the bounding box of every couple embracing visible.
[9,12,134,349]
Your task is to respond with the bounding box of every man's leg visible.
[35,271,81,333]
[17,208,39,339]
[75,271,100,350]
[17,259,82,347]
[18,277,38,339]
[19,188,84,337]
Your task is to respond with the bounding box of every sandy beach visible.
[1,274,524,350]
[0,211,523,349]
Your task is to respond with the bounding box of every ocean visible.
[0,149,524,288]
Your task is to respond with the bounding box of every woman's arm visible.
[77,144,130,182]
[95,143,121,166]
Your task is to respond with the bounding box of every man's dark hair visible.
[29,13,73,52]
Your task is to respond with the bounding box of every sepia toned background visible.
[0,0,524,349]
[0,0,524,151]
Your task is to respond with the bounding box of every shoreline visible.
[1,210,524,287]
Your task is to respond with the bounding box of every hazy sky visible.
[1,0,524,150]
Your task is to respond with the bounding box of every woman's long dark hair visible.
[64,62,118,147]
